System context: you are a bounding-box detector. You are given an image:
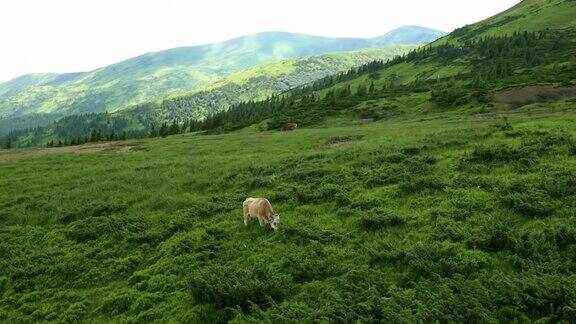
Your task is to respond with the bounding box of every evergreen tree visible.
[90,129,99,142]
[356,84,367,97]
[169,120,180,135]
[159,123,169,137]
[3,137,12,149]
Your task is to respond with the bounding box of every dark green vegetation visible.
[1,0,576,322]
[0,27,443,136]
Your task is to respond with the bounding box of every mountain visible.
[4,46,416,146]
[371,25,447,45]
[158,0,576,133]
[0,73,58,96]
[0,27,445,133]
[135,45,417,121]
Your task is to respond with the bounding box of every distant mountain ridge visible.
[371,26,447,45]
[0,26,445,134]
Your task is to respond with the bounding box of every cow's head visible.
[271,214,280,230]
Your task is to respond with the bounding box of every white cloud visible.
[0,0,521,82]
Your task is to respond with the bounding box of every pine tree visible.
[3,137,12,149]
[356,84,367,97]
[90,129,99,142]
[159,123,169,137]
[169,121,180,135]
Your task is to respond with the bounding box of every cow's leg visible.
[258,216,265,227]
[243,204,249,226]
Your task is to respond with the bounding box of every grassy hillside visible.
[0,28,444,133]
[137,46,416,121]
[0,74,58,97]
[4,46,416,146]
[445,0,576,41]
[2,102,576,322]
[1,0,576,322]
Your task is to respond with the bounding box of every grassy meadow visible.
[2,98,576,321]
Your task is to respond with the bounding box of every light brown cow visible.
[243,197,280,229]
[282,123,298,131]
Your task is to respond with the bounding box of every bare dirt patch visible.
[493,85,576,110]
[0,142,147,163]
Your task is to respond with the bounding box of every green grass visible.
[445,0,576,42]
[1,99,576,322]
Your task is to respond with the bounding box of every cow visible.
[282,123,298,131]
[243,197,280,229]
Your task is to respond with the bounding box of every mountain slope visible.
[0,27,445,128]
[134,45,416,121]
[0,73,58,97]
[446,0,576,41]
[178,0,575,133]
[3,1,576,321]
[4,46,416,146]
[371,25,447,45]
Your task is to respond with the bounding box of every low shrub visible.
[189,264,292,310]
[398,175,446,194]
[58,201,129,224]
[541,170,576,199]
[98,290,139,315]
[0,276,8,296]
[282,221,344,244]
[500,182,559,218]
[468,144,524,163]
[403,241,492,281]
[570,145,576,156]
[279,246,341,282]
[466,217,515,252]
[402,146,422,155]
[359,209,406,231]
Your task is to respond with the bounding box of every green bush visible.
[0,276,8,296]
[500,182,559,218]
[359,209,406,231]
[468,144,524,163]
[398,175,446,194]
[189,264,292,310]
[403,242,492,281]
[430,86,470,107]
[279,246,342,283]
[98,290,139,316]
[541,170,576,199]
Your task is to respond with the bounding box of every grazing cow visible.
[243,197,280,229]
[282,123,298,131]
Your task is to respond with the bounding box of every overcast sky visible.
[0,0,521,82]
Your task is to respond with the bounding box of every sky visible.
[0,0,521,83]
